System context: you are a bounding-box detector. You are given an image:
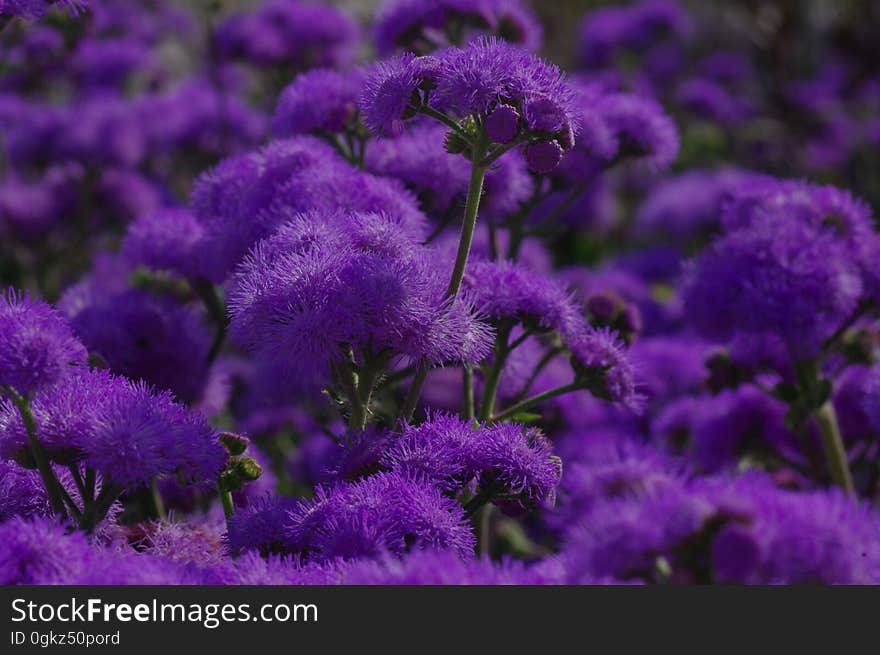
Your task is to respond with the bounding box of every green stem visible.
[463,366,475,419]
[514,346,561,402]
[402,137,489,420]
[491,382,583,423]
[814,401,855,495]
[419,106,472,142]
[194,278,228,363]
[446,146,488,298]
[479,504,493,558]
[219,483,235,523]
[479,322,514,421]
[401,362,428,423]
[151,478,167,520]
[8,390,67,518]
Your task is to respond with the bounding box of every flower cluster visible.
[1,0,880,587]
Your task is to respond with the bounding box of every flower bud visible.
[525,140,563,173]
[485,104,520,144]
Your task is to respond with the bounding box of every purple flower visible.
[1,0,87,19]
[228,210,492,390]
[360,53,433,136]
[593,92,679,170]
[227,495,297,555]
[285,472,475,561]
[121,209,205,280]
[0,459,48,520]
[461,260,586,336]
[373,0,542,56]
[566,327,640,408]
[214,0,359,70]
[681,218,863,360]
[343,548,557,584]
[273,68,365,137]
[471,422,562,510]
[0,368,226,489]
[0,289,87,396]
[59,273,212,404]
[634,168,767,239]
[191,137,428,282]
[577,0,692,69]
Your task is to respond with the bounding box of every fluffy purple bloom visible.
[227,495,297,555]
[677,77,752,125]
[548,430,683,534]
[593,92,679,170]
[0,166,81,241]
[0,459,48,520]
[0,368,225,489]
[0,516,212,585]
[121,209,205,280]
[720,179,880,303]
[273,68,365,137]
[365,122,471,215]
[325,413,562,510]
[577,0,692,69]
[360,53,433,136]
[461,260,586,336]
[374,0,542,56]
[191,137,427,282]
[343,548,558,584]
[634,168,767,239]
[651,387,798,473]
[228,210,492,389]
[214,0,359,70]
[0,289,87,396]
[470,422,562,511]
[69,37,155,88]
[681,218,863,359]
[627,336,711,403]
[59,274,212,404]
[566,327,640,408]
[284,472,475,561]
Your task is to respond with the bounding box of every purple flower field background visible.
[1,0,880,585]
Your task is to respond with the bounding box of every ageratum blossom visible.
[227,210,492,390]
[566,327,640,408]
[461,260,586,337]
[284,472,475,561]
[365,121,531,220]
[273,68,365,137]
[190,137,427,282]
[361,38,578,172]
[0,368,226,489]
[681,215,863,360]
[213,0,359,70]
[0,289,87,396]
[373,0,542,56]
[120,208,205,280]
[59,264,212,404]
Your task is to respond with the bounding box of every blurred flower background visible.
[1,0,880,585]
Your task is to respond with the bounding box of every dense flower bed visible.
[1,0,879,585]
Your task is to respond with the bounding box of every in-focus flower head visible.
[0,289,87,396]
[566,327,640,409]
[0,368,226,489]
[285,471,475,561]
[360,52,437,136]
[228,210,492,390]
[461,260,586,336]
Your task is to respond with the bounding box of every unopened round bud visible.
[485,104,520,144]
[525,140,563,173]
